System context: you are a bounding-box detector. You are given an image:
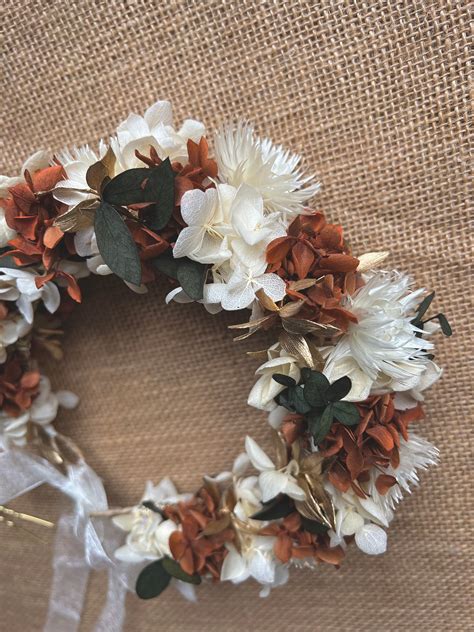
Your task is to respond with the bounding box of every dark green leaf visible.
[145,159,176,231]
[0,254,21,269]
[325,376,352,402]
[307,404,334,444]
[161,557,202,585]
[251,495,294,521]
[301,516,329,534]
[332,401,360,426]
[429,313,452,337]
[290,386,312,415]
[176,258,207,301]
[274,389,291,409]
[103,161,175,208]
[414,292,435,322]
[141,500,165,516]
[94,202,142,285]
[136,560,171,600]
[151,250,179,279]
[303,371,330,408]
[272,374,297,387]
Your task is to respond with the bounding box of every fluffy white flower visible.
[323,271,436,401]
[0,209,16,248]
[248,343,301,411]
[111,100,205,170]
[214,121,319,216]
[365,429,439,513]
[0,267,61,324]
[53,142,107,207]
[245,436,305,503]
[113,478,190,564]
[1,376,78,447]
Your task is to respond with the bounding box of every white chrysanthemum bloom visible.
[214,121,319,216]
[53,142,108,207]
[323,271,436,401]
[325,482,389,556]
[1,376,78,447]
[245,436,306,502]
[112,478,191,564]
[248,343,301,412]
[0,267,61,324]
[110,100,205,171]
[365,429,439,514]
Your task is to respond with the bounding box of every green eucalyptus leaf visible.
[272,374,297,387]
[94,202,142,286]
[251,495,294,521]
[161,557,202,585]
[145,159,176,231]
[303,371,330,408]
[103,159,175,209]
[301,516,329,534]
[414,291,435,322]
[176,258,207,301]
[151,250,179,279]
[332,401,360,426]
[136,560,171,600]
[308,404,334,444]
[325,376,352,402]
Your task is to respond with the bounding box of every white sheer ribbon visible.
[0,449,133,632]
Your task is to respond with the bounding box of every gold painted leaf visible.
[86,146,116,192]
[54,198,98,232]
[279,331,315,368]
[278,299,305,318]
[256,288,280,312]
[281,317,340,336]
[201,513,231,536]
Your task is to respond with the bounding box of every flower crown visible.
[0,100,451,612]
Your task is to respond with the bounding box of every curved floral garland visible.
[0,100,451,602]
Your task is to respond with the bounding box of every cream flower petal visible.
[144,100,173,128]
[354,524,387,555]
[172,226,205,259]
[220,545,248,582]
[245,436,275,471]
[258,470,290,502]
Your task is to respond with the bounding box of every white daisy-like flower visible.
[323,271,436,401]
[111,100,205,170]
[53,142,108,208]
[248,342,301,412]
[214,121,319,216]
[1,376,78,447]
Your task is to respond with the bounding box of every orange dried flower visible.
[0,355,40,417]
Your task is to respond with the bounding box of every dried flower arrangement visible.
[0,101,451,625]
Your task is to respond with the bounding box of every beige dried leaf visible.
[256,288,280,312]
[54,198,98,232]
[271,429,289,469]
[201,513,232,536]
[278,299,305,318]
[279,331,315,368]
[86,146,116,192]
[288,277,323,292]
[281,317,340,336]
[357,251,390,272]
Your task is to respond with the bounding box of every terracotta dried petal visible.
[316,545,345,565]
[292,241,315,279]
[366,425,395,451]
[31,166,64,193]
[321,254,359,272]
[266,236,296,264]
[375,474,398,495]
[274,533,293,563]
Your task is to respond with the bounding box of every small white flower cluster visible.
[1,376,78,448]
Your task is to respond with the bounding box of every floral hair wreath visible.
[0,101,451,608]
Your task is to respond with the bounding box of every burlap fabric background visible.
[1,1,472,630]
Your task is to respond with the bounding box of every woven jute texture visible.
[1,1,472,630]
